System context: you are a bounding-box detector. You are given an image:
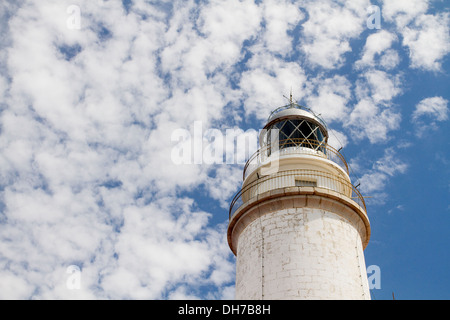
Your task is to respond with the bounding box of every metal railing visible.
[229,169,366,219]
[243,139,349,180]
[268,103,328,131]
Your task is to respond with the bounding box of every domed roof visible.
[264,104,328,137]
[268,106,321,124]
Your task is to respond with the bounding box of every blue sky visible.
[0,0,448,300]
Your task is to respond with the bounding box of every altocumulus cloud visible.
[0,0,449,299]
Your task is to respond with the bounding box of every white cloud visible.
[205,165,243,209]
[349,98,378,124]
[401,13,450,71]
[98,198,229,299]
[355,30,398,69]
[327,129,348,150]
[198,0,262,45]
[300,0,370,69]
[167,286,201,300]
[412,96,449,137]
[0,74,7,98]
[347,97,402,144]
[379,49,401,70]
[240,55,308,120]
[357,148,408,203]
[0,270,35,300]
[259,0,304,55]
[381,0,429,28]
[0,0,237,300]
[216,285,235,300]
[381,0,450,71]
[161,0,261,95]
[346,70,402,143]
[364,70,402,104]
[306,75,352,123]
[413,97,449,122]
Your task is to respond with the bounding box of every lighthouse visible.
[227,98,371,300]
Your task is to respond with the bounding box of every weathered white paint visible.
[234,206,370,300]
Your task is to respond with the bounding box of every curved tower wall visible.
[228,104,371,300]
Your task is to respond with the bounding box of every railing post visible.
[231,169,366,219]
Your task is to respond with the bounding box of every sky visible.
[0,0,449,300]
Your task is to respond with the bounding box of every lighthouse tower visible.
[228,99,371,300]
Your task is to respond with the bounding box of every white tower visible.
[228,100,371,300]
